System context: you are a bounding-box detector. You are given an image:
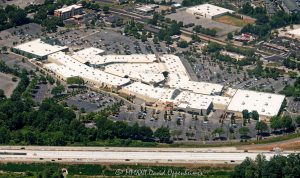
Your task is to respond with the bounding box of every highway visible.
[0,146,296,165]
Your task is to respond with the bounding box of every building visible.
[186,4,234,19]
[46,51,130,89]
[227,90,285,120]
[136,4,159,14]
[104,63,165,85]
[121,82,170,102]
[14,40,286,119]
[281,0,300,14]
[177,92,213,115]
[12,39,68,60]
[233,33,256,42]
[54,4,83,20]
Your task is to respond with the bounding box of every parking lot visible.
[53,27,170,55]
[110,102,258,141]
[65,91,121,113]
[166,10,240,37]
[32,83,53,103]
[0,23,42,48]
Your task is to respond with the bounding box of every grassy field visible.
[162,133,300,149]
[59,132,300,149]
[214,15,255,27]
[0,163,233,178]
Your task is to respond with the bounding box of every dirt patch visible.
[237,138,300,151]
[214,15,255,27]
[0,72,19,97]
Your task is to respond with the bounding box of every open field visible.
[0,72,19,97]
[214,15,255,27]
[0,162,232,178]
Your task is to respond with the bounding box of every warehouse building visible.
[227,89,285,120]
[186,4,234,19]
[12,39,68,60]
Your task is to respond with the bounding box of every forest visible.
[0,61,169,146]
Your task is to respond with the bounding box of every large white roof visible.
[123,82,171,100]
[47,52,130,87]
[167,74,223,95]
[227,89,285,117]
[44,63,77,78]
[14,39,68,57]
[159,90,189,105]
[179,92,212,110]
[160,55,188,75]
[76,47,105,56]
[23,42,284,117]
[104,63,165,84]
[55,4,82,13]
[73,49,157,65]
[163,56,223,95]
[186,4,234,18]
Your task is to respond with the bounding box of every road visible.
[0,146,296,165]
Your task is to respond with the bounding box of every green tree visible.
[232,154,300,178]
[282,115,294,131]
[0,89,5,99]
[296,116,300,126]
[242,109,250,119]
[255,121,268,135]
[103,5,109,13]
[270,116,282,131]
[154,126,170,143]
[239,127,250,138]
[0,126,10,144]
[51,85,65,96]
[7,7,28,26]
[38,166,63,178]
[80,107,86,113]
[153,37,159,44]
[42,16,63,32]
[0,9,7,25]
[251,110,259,120]
[66,76,85,85]
[212,127,224,138]
[227,32,233,40]
[177,40,189,48]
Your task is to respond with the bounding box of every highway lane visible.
[0,148,293,164]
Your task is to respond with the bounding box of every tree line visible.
[280,77,300,99]
[0,5,29,30]
[231,154,300,178]
[240,2,300,38]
